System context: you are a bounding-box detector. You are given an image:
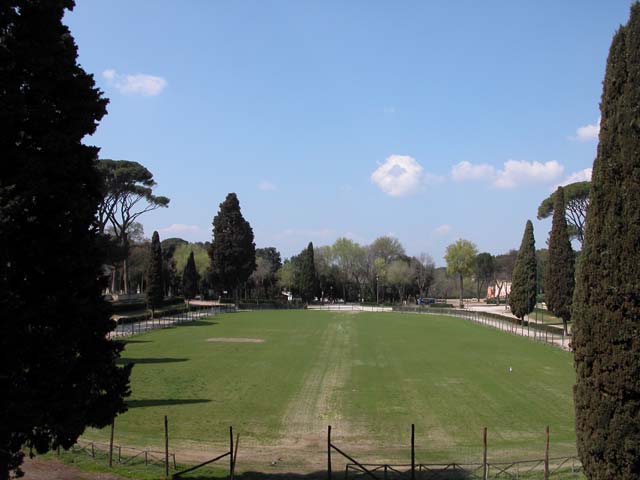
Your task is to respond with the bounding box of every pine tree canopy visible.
[509,220,537,320]
[537,181,590,245]
[0,2,131,477]
[573,4,640,478]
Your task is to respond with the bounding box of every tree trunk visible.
[121,232,129,294]
[110,267,116,293]
[495,282,504,305]
[459,274,464,308]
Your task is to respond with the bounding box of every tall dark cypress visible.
[146,231,164,314]
[509,220,537,321]
[573,5,640,478]
[182,251,199,300]
[544,186,574,335]
[298,242,318,303]
[208,193,256,299]
[0,2,131,478]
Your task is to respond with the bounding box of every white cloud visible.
[370,155,443,197]
[435,224,452,235]
[158,224,204,236]
[571,119,600,141]
[383,106,396,114]
[556,168,592,188]
[493,160,564,189]
[451,161,496,181]
[258,180,277,191]
[102,69,167,96]
[451,159,564,189]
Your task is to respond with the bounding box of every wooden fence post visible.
[230,426,234,480]
[164,415,169,478]
[233,432,240,477]
[544,426,550,480]
[327,425,332,480]
[108,420,115,467]
[483,427,488,480]
[411,424,415,480]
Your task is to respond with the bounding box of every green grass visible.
[530,308,562,324]
[85,310,576,472]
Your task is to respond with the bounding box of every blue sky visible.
[66,1,631,265]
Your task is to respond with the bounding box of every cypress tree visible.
[298,242,319,303]
[573,5,640,478]
[146,231,164,315]
[544,186,574,335]
[183,251,199,300]
[208,193,256,299]
[0,2,131,478]
[509,220,537,322]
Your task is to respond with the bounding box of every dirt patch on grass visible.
[206,337,265,343]
[22,457,126,480]
[278,317,370,464]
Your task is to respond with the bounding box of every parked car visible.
[417,297,435,305]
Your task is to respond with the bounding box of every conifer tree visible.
[297,242,319,303]
[573,5,640,478]
[0,2,131,477]
[183,251,199,300]
[146,231,164,315]
[544,186,574,335]
[509,220,537,322]
[209,193,256,299]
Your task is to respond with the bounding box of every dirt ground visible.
[21,457,126,480]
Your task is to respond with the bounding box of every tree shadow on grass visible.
[127,399,211,408]
[177,320,219,327]
[179,470,475,480]
[116,357,189,365]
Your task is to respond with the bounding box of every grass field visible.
[86,310,576,472]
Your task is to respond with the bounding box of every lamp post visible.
[376,275,379,305]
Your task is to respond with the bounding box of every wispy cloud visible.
[273,228,335,241]
[102,69,167,96]
[570,119,600,141]
[258,180,277,191]
[451,161,496,182]
[435,224,452,235]
[371,155,443,197]
[383,106,396,114]
[158,224,204,236]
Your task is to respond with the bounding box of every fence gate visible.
[172,426,238,480]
